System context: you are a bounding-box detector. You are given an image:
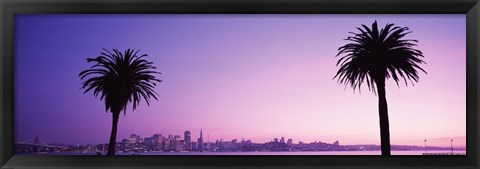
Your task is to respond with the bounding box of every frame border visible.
[1,0,479,169]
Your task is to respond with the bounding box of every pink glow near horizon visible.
[15,15,466,148]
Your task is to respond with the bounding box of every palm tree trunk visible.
[107,112,120,156]
[376,81,391,156]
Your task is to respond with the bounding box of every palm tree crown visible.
[79,48,161,115]
[334,21,426,93]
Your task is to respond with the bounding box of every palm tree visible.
[334,21,426,156]
[79,49,161,155]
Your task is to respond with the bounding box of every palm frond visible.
[79,48,161,115]
[334,21,426,94]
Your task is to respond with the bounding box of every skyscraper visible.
[184,131,191,151]
[197,129,203,151]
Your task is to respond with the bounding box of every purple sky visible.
[14,14,466,148]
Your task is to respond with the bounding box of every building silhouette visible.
[198,129,203,151]
[287,139,293,145]
[184,131,191,151]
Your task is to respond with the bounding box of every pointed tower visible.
[198,128,204,151]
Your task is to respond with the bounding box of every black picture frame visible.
[1,0,478,169]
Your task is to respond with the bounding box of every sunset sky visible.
[14,14,466,148]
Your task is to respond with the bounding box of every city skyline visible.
[16,131,466,155]
[14,14,466,148]
[16,129,466,151]
[16,128,466,149]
